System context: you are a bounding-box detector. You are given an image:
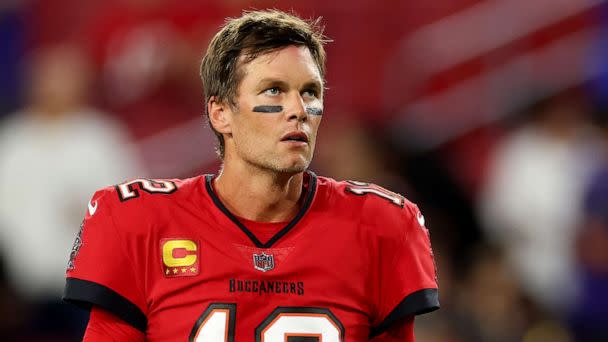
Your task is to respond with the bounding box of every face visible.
[220,45,324,174]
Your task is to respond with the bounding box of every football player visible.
[64,9,439,341]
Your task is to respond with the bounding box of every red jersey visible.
[64,171,439,341]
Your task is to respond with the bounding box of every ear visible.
[208,96,232,135]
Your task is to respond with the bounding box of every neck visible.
[213,160,305,223]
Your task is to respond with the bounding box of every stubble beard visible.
[252,153,311,175]
[239,143,314,176]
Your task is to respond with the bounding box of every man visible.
[64,10,439,341]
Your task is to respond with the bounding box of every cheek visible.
[235,114,275,144]
[250,117,274,138]
[310,118,322,138]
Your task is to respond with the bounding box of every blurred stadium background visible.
[1,0,608,340]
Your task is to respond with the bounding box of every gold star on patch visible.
[165,269,170,275]
[190,267,196,272]
[181,268,187,273]
[172,268,178,274]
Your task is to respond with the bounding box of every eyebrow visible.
[256,78,289,90]
[302,80,323,94]
[256,78,323,92]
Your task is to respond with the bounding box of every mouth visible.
[281,131,309,144]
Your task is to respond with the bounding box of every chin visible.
[271,158,310,174]
[279,165,308,173]
[248,153,311,174]
[270,162,307,174]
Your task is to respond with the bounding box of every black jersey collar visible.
[204,171,318,248]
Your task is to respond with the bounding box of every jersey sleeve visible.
[369,315,414,342]
[84,307,145,342]
[370,203,439,338]
[63,188,148,333]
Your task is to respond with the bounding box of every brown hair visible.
[200,9,329,159]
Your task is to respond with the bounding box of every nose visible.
[286,92,307,122]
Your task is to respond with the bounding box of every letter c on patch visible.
[162,240,197,267]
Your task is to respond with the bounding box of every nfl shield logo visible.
[253,253,275,272]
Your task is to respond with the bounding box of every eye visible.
[302,89,318,99]
[263,87,281,96]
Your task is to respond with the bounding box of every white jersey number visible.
[346,180,404,207]
[190,305,344,342]
[116,178,177,201]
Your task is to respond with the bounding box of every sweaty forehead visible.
[239,46,322,85]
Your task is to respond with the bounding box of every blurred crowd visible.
[1,0,608,341]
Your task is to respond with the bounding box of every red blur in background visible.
[1,0,608,341]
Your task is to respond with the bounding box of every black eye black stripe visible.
[305,107,323,115]
[252,105,323,116]
[253,105,283,113]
